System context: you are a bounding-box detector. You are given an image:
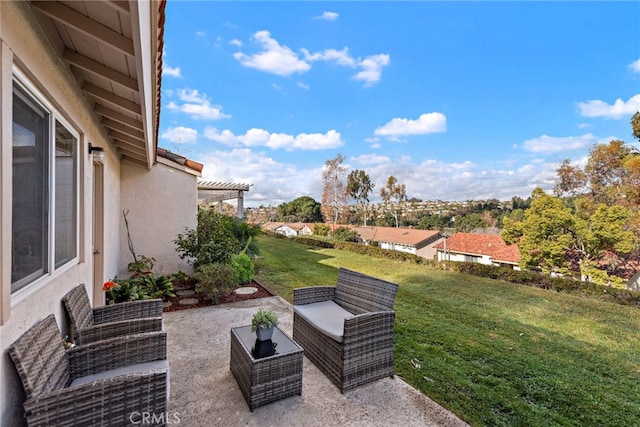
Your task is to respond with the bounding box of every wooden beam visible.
[82,83,141,115]
[34,2,133,54]
[109,130,144,147]
[94,104,142,129]
[63,49,138,91]
[31,2,135,57]
[115,144,147,161]
[107,1,130,15]
[102,118,145,140]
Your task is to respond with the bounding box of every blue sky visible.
[160,1,640,208]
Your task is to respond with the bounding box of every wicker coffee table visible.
[230,325,303,411]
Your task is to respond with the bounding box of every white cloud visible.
[351,154,391,165]
[198,149,323,206]
[160,126,198,144]
[577,94,640,119]
[374,113,447,138]
[302,48,390,86]
[352,54,390,87]
[302,48,357,67]
[195,31,206,37]
[629,58,640,73]
[163,65,182,78]
[165,89,230,120]
[315,11,339,21]
[204,127,344,151]
[233,31,311,77]
[195,150,565,207]
[235,32,389,86]
[229,38,242,47]
[297,81,309,90]
[521,133,611,153]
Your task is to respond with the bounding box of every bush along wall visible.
[443,261,640,307]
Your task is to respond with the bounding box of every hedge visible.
[443,261,640,307]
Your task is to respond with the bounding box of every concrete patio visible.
[165,296,469,426]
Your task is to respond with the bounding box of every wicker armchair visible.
[62,284,163,345]
[293,267,399,393]
[8,314,168,427]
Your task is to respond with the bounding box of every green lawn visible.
[254,235,640,426]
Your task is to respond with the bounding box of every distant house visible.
[261,222,284,233]
[435,233,520,269]
[352,226,444,260]
[272,222,313,237]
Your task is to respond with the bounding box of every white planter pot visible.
[256,325,275,341]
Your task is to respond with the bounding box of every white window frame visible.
[11,67,80,304]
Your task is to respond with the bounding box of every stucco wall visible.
[120,160,198,276]
[0,3,123,425]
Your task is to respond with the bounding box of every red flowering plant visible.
[103,281,119,304]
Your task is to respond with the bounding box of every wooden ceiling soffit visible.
[31,1,135,57]
[82,83,141,114]
[109,130,144,147]
[113,138,144,153]
[102,118,144,140]
[108,1,131,15]
[93,105,142,130]
[62,49,138,91]
[116,145,146,161]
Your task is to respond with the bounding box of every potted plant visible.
[251,309,278,341]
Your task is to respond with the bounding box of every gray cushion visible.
[293,301,354,343]
[70,359,170,398]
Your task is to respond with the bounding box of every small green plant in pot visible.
[251,309,278,341]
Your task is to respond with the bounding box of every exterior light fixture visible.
[88,143,105,163]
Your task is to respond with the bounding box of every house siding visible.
[0,3,146,425]
[120,159,198,276]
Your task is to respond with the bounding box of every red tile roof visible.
[353,226,441,248]
[435,233,520,264]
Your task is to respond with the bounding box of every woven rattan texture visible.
[230,327,303,411]
[9,315,168,427]
[293,268,398,393]
[62,284,164,345]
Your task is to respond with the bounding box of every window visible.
[11,79,79,293]
[464,254,480,263]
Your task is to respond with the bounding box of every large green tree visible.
[277,196,323,223]
[502,188,575,275]
[346,169,374,225]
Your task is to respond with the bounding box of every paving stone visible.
[234,287,258,295]
[178,298,199,306]
[176,290,196,297]
[163,301,172,308]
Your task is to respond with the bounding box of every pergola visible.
[198,181,252,218]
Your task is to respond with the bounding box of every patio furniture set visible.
[230,267,399,410]
[9,268,399,424]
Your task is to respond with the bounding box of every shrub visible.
[444,261,640,307]
[105,274,175,304]
[313,222,330,236]
[174,210,240,267]
[332,227,359,242]
[194,263,236,302]
[231,253,255,285]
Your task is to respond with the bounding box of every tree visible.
[380,175,407,227]
[321,154,348,226]
[502,188,575,274]
[332,226,358,242]
[277,196,323,223]
[455,213,487,232]
[347,169,374,226]
[631,111,640,141]
[555,140,640,206]
[502,187,638,286]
